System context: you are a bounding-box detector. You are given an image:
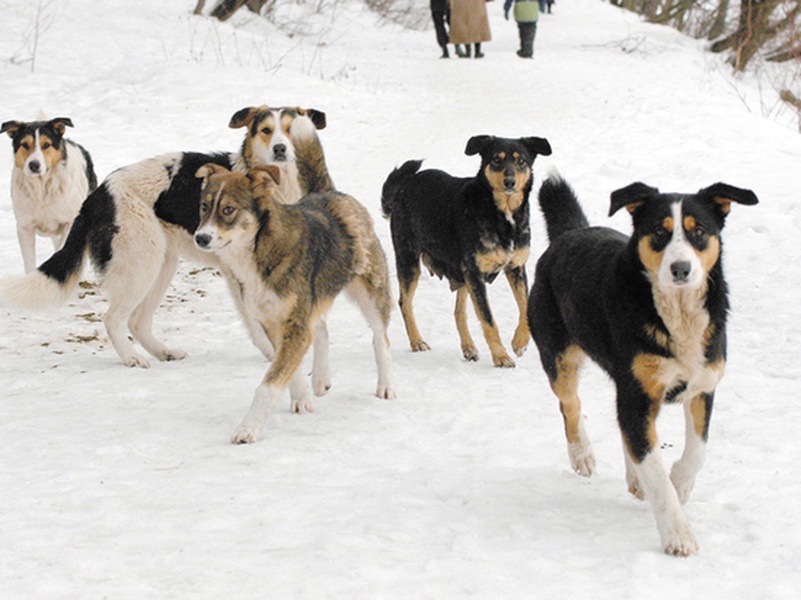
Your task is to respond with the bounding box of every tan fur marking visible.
[454,287,478,360]
[638,236,663,279]
[689,394,708,439]
[645,324,670,349]
[551,345,587,444]
[698,235,720,274]
[631,353,668,402]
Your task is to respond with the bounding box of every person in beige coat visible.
[449,0,492,58]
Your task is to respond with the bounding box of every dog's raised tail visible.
[538,173,590,242]
[291,115,335,195]
[380,159,423,219]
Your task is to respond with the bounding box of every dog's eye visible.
[21,142,30,151]
[222,206,235,216]
[261,127,272,135]
[41,142,51,150]
[689,226,707,243]
[652,226,669,241]
[200,202,210,213]
[516,157,527,167]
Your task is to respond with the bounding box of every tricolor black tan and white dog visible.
[527,175,758,555]
[193,151,395,443]
[381,135,552,367]
[0,106,328,368]
[2,117,97,273]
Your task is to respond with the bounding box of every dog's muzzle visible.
[670,261,692,284]
[272,143,288,162]
[194,233,213,250]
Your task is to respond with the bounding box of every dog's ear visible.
[297,108,326,130]
[520,136,552,157]
[195,163,230,184]
[697,182,758,221]
[229,106,267,129]
[609,182,660,217]
[1,120,22,138]
[48,118,74,136]
[465,135,493,156]
[248,166,281,211]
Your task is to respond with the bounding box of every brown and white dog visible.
[0,106,329,369]
[2,117,97,272]
[193,117,394,443]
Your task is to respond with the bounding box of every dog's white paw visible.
[376,385,396,400]
[568,440,596,476]
[661,520,699,557]
[312,372,331,397]
[291,395,315,414]
[410,339,430,352]
[124,354,151,368]
[462,345,479,361]
[160,348,187,362]
[231,426,258,445]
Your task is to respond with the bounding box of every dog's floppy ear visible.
[1,120,22,138]
[697,182,758,220]
[48,117,74,136]
[195,162,230,185]
[520,136,552,157]
[229,106,267,129]
[248,166,281,211]
[609,182,660,217]
[297,108,326,130]
[465,135,493,156]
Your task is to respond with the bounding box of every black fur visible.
[381,134,551,365]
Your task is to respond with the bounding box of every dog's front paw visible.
[312,369,331,397]
[492,352,516,368]
[661,520,699,557]
[231,426,258,444]
[376,385,396,400]
[124,353,151,368]
[291,395,315,414]
[568,440,596,476]
[160,348,187,362]
[511,327,530,357]
[462,344,479,361]
[627,475,646,500]
[410,339,431,352]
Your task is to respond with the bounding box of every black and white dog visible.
[2,117,97,272]
[528,175,757,555]
[0,106,329,370]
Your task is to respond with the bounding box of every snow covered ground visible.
[1,0,800,597]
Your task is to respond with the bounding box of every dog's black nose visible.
[273,144,287,160]
[670,261,692,282]
[28,160,41,174]
[503,176,516,190]
[195,233,212,249]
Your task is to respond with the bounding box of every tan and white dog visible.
[2,117,97,272]
[0,106,329,370]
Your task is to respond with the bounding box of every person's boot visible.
[460,44,471,58]
[441,45,450,59]
[474,43,484,58]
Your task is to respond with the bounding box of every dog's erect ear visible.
[465,135,493,156]
[195,163,230,184]
[229,106,268,129]
[520,136,552,157]
[697,182,758,221]
[1,120,22,138]
[609,182,660,217]
[297,108,326,130]
[48,117,74,136]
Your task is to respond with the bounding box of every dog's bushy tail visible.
[0,185,112,310]
[380,159,423,219]
[291,116,335,195]
[538,173,590,242]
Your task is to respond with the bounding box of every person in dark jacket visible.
[430,0,461,58]
[504,0,539,58]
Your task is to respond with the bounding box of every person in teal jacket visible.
[504,0,539,58]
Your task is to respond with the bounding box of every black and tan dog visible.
[528,175,758,555]
[0,106,327,368]
[2,117,97,273]
[381,135,552,367]
[193,150,395,443]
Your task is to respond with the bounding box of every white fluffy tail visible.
[0,271,79,310]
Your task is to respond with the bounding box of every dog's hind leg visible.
[550,344,595,475]
[454,287,479,361]
[504,263,531,357]
[670,391,714,504]
[346,275,396,399]
[128,248,188,362]
[311,319,331,397]
[397,260,429,352]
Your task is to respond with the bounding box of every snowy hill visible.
[1,0,800,597]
